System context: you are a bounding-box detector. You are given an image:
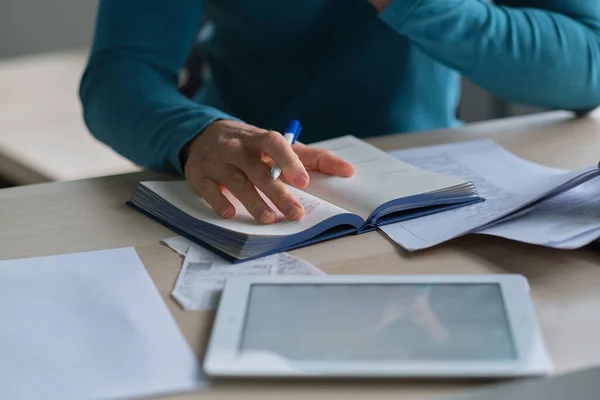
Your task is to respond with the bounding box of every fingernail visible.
[344,165,355,177]
[221,208,235,218]
[285,205,304,220]
[258,208,275,223]
[292,174,309,187]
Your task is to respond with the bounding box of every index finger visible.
[251,131,309,188]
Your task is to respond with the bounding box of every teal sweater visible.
[79,0,600,175]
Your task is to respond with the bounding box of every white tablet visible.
[204,274,552,378]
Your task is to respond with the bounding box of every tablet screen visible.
[240,284,516,362]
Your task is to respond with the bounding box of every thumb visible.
[293,142,355,177]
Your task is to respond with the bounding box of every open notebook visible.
[128,136,480,262]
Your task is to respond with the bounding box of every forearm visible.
[378,0,600,111]
[80,57,234,174]
[80,0,238,174]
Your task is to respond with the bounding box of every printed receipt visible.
[161,236,325,311]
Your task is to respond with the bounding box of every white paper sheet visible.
[162,237,325,311]
[380,140,599,250]
[0,247,204,400]
[477,177,600,248]
[162,235,192,257]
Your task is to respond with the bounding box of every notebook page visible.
[141,181,356,237]
[380,140,599,250]
[302,136,468,220]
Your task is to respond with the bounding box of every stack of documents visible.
[129,136,480,262]
[381,140,600,250]
[162,236,324,311]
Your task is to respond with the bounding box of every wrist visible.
[178,119,224,172]
[179,140,194,171]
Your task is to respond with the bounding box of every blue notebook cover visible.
[127,197,483,263]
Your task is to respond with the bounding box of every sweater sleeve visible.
[79,0,238,175]
[378,0,600,112]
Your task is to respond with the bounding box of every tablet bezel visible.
[204,274,552,378]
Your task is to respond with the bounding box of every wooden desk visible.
[0,50,138,184]
[1,110,599,399]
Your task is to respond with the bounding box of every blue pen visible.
[270,120,302,179]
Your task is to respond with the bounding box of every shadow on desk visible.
[0,178,14,188]
[453,236,600,280]
[202,376,502,400]
[381,233,600,282]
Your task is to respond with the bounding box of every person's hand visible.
[182,120,355,224]
[368,0,391,12]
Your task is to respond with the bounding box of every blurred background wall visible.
[0,0,96,57]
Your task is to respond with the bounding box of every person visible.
[79,0,600,224]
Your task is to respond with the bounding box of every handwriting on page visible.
[269,196,322,223]
[296,196,321,216]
